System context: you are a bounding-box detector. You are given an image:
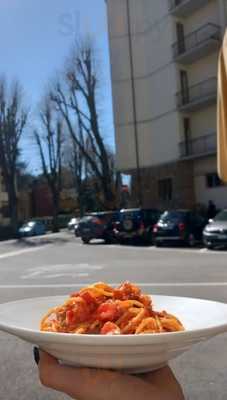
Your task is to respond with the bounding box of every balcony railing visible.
[176,77,217,112]
[179,133,217,159]
[169,0,210,17]
[172,23,221,63]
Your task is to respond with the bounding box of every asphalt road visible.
[0,232,227,400]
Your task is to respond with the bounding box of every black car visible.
[153,210,207,247]
[74,221,81,237]
[114,208,161,244]
[79,211,120,244]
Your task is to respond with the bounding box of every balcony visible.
[176,77,217,112]
[179,133,217,160]
[169,0,211,17]
[172,23,221,64]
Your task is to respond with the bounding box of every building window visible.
[158,178,173,201]
[176,22,185,55]
[180,70,189,105]
[206,173,224,188]
[183,117,191,156]
[0,202,10,218]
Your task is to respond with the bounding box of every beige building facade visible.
[106,0,227,210]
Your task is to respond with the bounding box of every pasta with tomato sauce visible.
[40,282,184,335]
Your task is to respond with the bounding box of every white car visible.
[67,217,79,231]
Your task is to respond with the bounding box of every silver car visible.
[68,217,79,232]
[203,209,227,249]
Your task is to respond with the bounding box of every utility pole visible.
[126,0,143,208]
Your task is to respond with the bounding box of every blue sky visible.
[0,0,114,172]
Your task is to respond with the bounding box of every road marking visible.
[32,273,90,279]
[0,246,51,260]
[21,263,103,280]
[1,282,227,289]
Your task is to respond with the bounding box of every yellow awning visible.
[217,29,227,183]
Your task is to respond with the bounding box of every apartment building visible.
[0,170,9,225]
[106,0,227,210]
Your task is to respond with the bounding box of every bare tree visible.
[34,97,64,232]
[64,136,84,216]
[0,79,28,233]
[50,39,117,210]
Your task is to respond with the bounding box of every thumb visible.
[37,350,119,399]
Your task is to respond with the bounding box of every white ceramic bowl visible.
[0,295,227,373]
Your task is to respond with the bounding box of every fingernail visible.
[33,347,40,365]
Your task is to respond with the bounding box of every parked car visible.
[18,220,46,238]
[114,208,161,245]
[153,210,207,247]
[79,211,120,244]
[68,217,79,232]
[203,209,227,249]
[74,220,81,237]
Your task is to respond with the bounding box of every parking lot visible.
[0,232,227,399]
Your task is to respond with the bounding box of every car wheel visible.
[82,238,90,244]
[188,233,196,247]
[206,243,214,250]
[144,231,153,246]
[104,237,112,244]
[155,240,162,247]
[131,237,140,246]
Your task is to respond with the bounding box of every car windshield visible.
[90,213,119,223]
[214,211,227,222]
[81,216,93,223]
[160,211,186,223]
[120,210,140,220]
[25,221,35,228]
[95,215,108,221]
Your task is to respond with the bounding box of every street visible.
[0,232,227,399]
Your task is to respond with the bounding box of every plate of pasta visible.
[0,282,227,373]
